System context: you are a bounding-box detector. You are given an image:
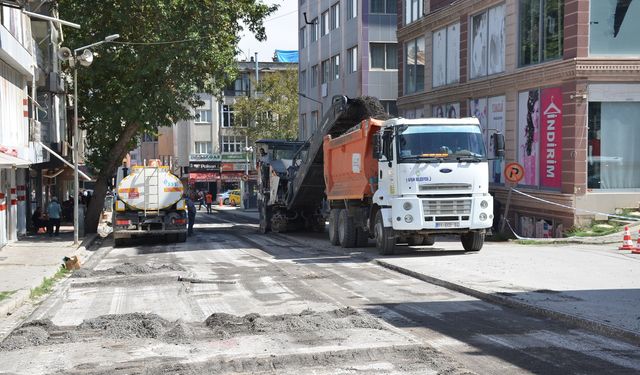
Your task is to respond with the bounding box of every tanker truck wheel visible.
[338,210,357,248]
[374,211,396,255]
[461,231,484,252]
[328,209,341,245]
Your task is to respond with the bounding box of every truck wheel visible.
[407,235,424,246]
[423,235,435,246]
[374,211,395,255]
[461,231,484,252]
[356,228,369,247]
[338,209,357,248]
[328,209,341,245]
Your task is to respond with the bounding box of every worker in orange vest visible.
[205,191,213,214]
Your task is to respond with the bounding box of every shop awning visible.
[38,142,92,181]
[0,152,30,168]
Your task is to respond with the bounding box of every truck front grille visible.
[419,183,472,192]
[422,199,472,216]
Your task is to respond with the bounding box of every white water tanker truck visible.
[112,162,187,246]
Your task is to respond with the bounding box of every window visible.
[347,0,357,19]
[300,70,307,93]
[311,18,319,42]
[224,74,250,96]
[311,65,319,87]
[380,100,398,116]
[331,54,340,80]
[372,0,396,14]
[432,23,460,87]
[321,11,329,36]
[404,36,425,94]
[222,105,235,127]
[347,46,358,73]
[519,0,563,66]
[222,136,246,153]
[195,142,212,154]
[299,26,306,49]
[330,2,340,30]
[321,59,330,84]
[404,0,423,24]
[311,111,319,133]
[590,1,640,55]
[195,109,212,123]
[300,114,307,140]
[470,4,505,79]
[370,43,397,70]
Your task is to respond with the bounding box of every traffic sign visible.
[504,162,525,184]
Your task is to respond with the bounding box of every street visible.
[1,210,639,374]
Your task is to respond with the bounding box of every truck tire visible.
[356,228,369,247]
[328,209,341,245]
[338,209,357,248]
[461,231,484,252]
[423,235,435,246]
[407,235,424,246]
[374,211,395,255]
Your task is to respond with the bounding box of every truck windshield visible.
[397,125,486,162]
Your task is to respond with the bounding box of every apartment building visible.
[298,0,399,140]
[396,0,640,236]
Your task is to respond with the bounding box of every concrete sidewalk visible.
[0,227,98,318]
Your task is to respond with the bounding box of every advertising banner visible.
[540,87,563,189]
[518,90,540,186]
[488,96,506,183]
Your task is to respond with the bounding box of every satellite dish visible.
[78,49,94,67]
[57,47,72,61]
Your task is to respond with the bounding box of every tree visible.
[57,0,277,233]
[234,68,299,141]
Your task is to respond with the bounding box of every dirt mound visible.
[0,325,49,351]
[72,263,185,278]
[204,308,382,338]
[79,313,171,339]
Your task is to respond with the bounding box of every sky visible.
[238,0,298,62]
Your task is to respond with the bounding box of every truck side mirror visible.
[372,132,382,159]
[493,132,505,158]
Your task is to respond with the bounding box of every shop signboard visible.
[540,87,563,189]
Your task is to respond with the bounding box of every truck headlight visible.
[479,213,487,221]
[480,200,488,209]
[403,202,412,211]
[404,214,413,223]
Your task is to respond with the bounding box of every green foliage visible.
[234,68,299,141]
[58,0,278,171]
[565,223,621,237]
[0,290,16,302]
[29,267,70,299]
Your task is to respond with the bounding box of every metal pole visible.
[73,67,79,245]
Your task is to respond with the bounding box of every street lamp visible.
[243,145,254,209]
[68,34,120,244]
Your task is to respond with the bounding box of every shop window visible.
[590,0,640,55]
[588,102,640,189]
[370,43,397,70]
[404,36,425,94]
[469,96,507,184]
[432,23,460,87]
[518,0,563,66]
[471,4,505,79]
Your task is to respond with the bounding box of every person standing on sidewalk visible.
[205,191,213,214]
[47,197,62,237]
[243,190,249,209]
[197,190,205,211]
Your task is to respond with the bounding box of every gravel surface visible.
[72,263,185,278]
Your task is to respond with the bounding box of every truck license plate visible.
[436,222,460,228]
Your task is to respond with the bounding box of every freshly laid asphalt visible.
[2,207,640,347]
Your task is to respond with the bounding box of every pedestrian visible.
[47,197,62,237]
[31,206,48,234]
[205,191,213,214]
[243,190,249,209]
[185,194,196,236]
[197,190,205,210]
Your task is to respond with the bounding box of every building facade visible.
[298,0,399,140]
[396,0,640,236]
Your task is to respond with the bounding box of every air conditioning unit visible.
[321,83,328,98]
